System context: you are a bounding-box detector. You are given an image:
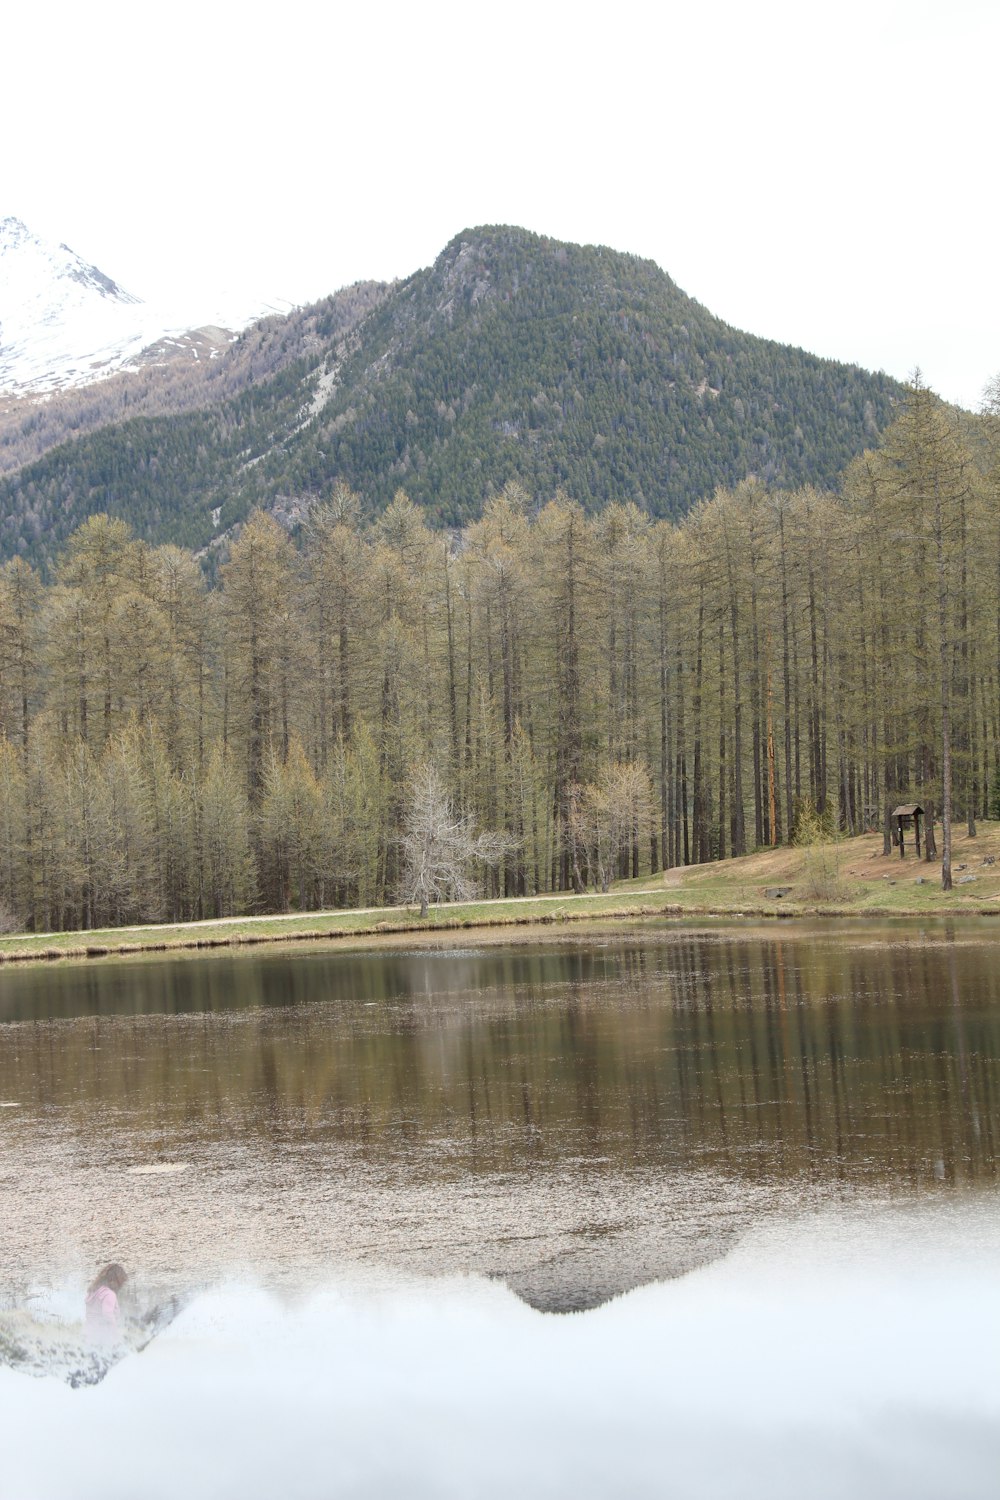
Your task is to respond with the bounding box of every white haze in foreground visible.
[5,1203,999,1500]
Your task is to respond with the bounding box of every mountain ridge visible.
[0,224,903,566]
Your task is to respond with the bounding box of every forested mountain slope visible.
[0,226,903,566]
[0,278,389,478]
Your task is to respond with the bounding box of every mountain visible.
[0,225,903,566]
[0,279,390,479]
[0,216,270,395]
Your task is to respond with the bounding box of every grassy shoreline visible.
[2,826,998,966]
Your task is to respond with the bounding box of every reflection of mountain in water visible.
[1,925,997,1307]
[502,1218,739,1314]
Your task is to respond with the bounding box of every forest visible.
[0,380,994,932]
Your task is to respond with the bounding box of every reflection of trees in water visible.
[2,936,998,1185]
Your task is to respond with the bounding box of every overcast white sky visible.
[5,0,998,409]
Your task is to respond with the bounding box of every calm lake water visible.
[3,920,999,1498]
[1,918,996,1300]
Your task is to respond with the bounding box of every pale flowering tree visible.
[398,763,510,917]
[574,760,654,892]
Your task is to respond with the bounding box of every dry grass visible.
[621,820,1000,916]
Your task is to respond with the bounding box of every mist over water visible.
[6,1203,1000,1500]
[2,921,998,1494]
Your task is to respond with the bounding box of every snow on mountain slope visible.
[0,217,273,395]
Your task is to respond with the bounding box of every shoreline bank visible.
[2,822,1000,965]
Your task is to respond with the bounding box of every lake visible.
[2,919,999,1498]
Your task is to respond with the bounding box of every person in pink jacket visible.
[85,1263,128,1344]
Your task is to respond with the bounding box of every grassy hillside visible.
[0,226,903,568]
[643,824,1000,915]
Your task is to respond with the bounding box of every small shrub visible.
[801,848,848,902]
[792,797,846,901]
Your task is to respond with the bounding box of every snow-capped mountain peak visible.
[0,217,266,395]
[1,216,139,303]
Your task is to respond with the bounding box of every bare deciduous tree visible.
[398,763,510,917]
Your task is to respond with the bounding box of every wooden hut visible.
[892,804,924,859]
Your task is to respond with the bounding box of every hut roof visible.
[892,804,923,817]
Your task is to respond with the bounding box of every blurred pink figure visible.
[85,1263,127,1344]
